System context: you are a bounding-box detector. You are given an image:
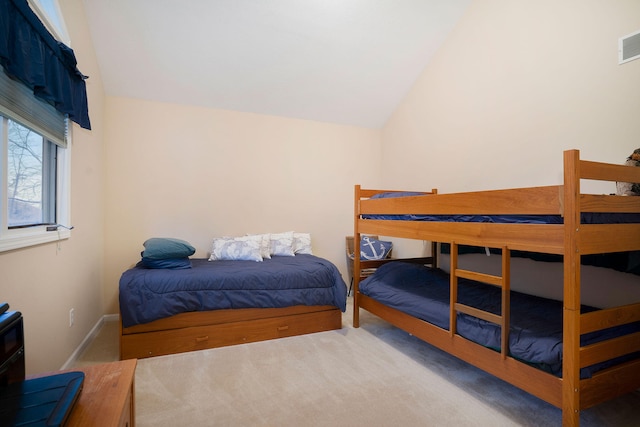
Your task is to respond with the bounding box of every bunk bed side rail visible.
[580,158,640,183]
[580,194,640,213]
[359,186,562,216]
[357,219,565,254]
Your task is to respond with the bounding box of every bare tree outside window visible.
[7,120,50,227]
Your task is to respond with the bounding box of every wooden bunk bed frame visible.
[120,304,341,360]
[352,149,640,427]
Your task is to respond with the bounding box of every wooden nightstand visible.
[29,359,137,427]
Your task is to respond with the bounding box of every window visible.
[0,113,70,252]
[0,0,72,252]
[28,0,70,44]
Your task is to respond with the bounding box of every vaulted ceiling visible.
[82,0,470,128]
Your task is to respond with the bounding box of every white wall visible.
[103,98,382,313]
[381,0,640,304]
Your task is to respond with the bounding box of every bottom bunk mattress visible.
[120,254,347,328]
[358,262,639,378]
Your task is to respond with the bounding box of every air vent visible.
[619,29,640,64]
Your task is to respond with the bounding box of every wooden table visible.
[29,359,137,427]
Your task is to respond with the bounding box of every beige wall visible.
[383,0,640,194]
[0,0,106,374]
[381,0,640,303]
[4,0,639,374]
[103,98,382,313]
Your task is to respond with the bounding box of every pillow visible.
[140,257,192,269]
[247,233,272,259]
[209,235,263,262]
[360,236,392,260]
[270,231,295,256]
[142,238,195,260]
[293,232,313,255]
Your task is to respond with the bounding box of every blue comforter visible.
[359,262,639,378]
[120,254,347,328]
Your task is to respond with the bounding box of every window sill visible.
[0,228,71,253]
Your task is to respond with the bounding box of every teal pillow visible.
[142,238,195,260]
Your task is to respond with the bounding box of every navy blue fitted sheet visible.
[359,262,639,378]
[120,254,347,328]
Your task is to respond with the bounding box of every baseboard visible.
[60,314,119,370]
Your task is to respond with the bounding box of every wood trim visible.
[581,302,640,334]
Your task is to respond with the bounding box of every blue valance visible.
[0,0,91,130]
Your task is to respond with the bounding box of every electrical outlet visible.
[69,308,75,327]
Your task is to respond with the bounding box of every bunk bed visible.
[352,149,640,427]
[120,254,347,360]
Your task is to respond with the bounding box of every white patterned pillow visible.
[293,232,313,255]
[269,231,295,256]
[247,233,271,259]
[209,235,263,262]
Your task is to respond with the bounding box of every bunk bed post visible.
[501,246,511,360]
[562,149,582,427]
[449,242,458,336]
[431,189,438,268]
[353,185,362,328]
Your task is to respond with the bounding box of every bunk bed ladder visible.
[449,242,512,358]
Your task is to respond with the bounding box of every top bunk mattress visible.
[120,254,347,328]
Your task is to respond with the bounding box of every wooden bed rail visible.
[581,302,640,334]
[579,301,640,368]
[580,158,640,183]
[360,185,562,216]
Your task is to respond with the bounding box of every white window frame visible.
[28,0,70,45]
[0,119,71,253]
[0,0,72,252]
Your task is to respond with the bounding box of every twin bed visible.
[352,150,640,426]
[119,254,347,360]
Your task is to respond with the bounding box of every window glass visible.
[7,119,56,228]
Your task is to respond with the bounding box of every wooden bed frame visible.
[120,304,341,360]
[352,149,640,427]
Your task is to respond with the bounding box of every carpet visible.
[134,299,640,426]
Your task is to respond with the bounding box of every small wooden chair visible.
[346,236,438,296]
[345,235,392,296]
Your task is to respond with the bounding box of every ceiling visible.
[82,0,470,128]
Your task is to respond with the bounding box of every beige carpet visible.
[134,300,640,426]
